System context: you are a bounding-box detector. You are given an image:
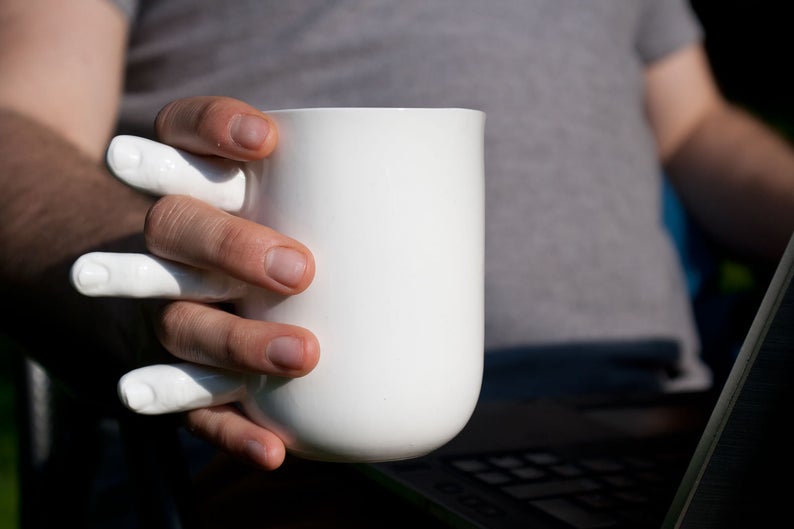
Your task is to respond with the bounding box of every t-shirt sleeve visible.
[105,0,139,20]
[636,0,704,64]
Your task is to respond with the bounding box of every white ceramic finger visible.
[118,362,247,414]
[106,135,248,213]
[70,252,247,300]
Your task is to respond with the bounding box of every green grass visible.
[0,337,19,529]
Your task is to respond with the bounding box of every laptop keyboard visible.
[446,438,693,529]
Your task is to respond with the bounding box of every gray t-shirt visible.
[110,0,710,393]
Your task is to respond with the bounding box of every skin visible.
[0,1,318,470]
[647,44,794,261]
[1,1,793,471]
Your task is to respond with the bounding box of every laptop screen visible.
[666,231,794,529]
[365,233,794,529]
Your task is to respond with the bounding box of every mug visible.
[72,107,486,462]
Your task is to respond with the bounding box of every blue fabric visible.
[481,340,679,401]
[662,178,715,298]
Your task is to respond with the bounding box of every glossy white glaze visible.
[70,252,247,300]
[107,135,248,213]
[84,107,486,462]
[119,363,247,413]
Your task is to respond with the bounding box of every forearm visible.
[0,108,150,281]
[0,108,157,405]
[665,102,794,262]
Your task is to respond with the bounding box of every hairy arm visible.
[646,44,794,262]
[0,0,150,277]
[0,109,151,281]
[0,0,153,400]
[0,2,319,467]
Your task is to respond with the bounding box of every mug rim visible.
[263,106,484,116]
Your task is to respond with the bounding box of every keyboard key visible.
[530,498,618,529]
[524,451,561,466]
[578,457,624,473]
[502,477,602,499]
[447,445,685,529]
[601,474,636,488]
[475,471,513,485]
[451,458,490,473]
[489,455,525,469]
[511,466,547,480]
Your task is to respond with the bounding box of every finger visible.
[155,96,278,161]
[185,405,286,471]
[106,135,248,213]
[157,300,321,376]
[145,195,315,294]
[70,252,248,300]
[118,363,247,414]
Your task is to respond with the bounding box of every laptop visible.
[360,231,794,529]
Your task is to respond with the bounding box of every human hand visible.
[71,96,320,470]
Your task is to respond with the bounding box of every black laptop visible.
[360,231,794,529]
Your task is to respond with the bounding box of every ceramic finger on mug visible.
[105,107,484,464]
[118,362,247,414]
[114,107,486,463]
[70,252,247,300]
[106,135,249,213]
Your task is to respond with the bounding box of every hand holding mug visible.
[72,101,486,463]
[74,97,320,470]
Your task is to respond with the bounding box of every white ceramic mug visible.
[71,107,486,462]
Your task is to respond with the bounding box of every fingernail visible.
[267,336,305,371]
[71,258,111,294]
[243,439,269,466]
[265,247,307,288]
[231,114,270,150]
[107,136,142,176]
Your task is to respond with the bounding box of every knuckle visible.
[145,194,263,273]
[220,316,258,370]
[155,301,192,351]
[156,301,210,363]
[158,301,249,369]
[201,214,270,283]
[188,407,236,449]
[155,96,241,151]
[154,97,216,137]
[186,408,219,439]
[213,217,259,264]
[153,100,179,139]
[192,98,232,146]
[144,196,196,255]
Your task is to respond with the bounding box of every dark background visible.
[692,1,793,135]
